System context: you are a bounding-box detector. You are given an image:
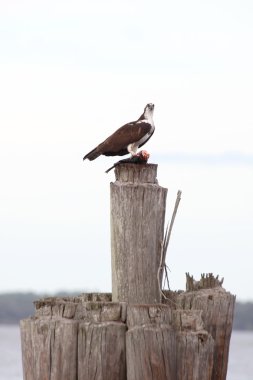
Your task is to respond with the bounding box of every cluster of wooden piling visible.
[20,279,235,380]
[20,164,235,379]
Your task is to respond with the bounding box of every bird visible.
[83,103,155,161]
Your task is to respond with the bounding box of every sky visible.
[0,0,253,300]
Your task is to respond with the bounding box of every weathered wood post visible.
[20,294,127,380]
[20,164,235,380]
[176,273,236,380]
[110,163,167,303]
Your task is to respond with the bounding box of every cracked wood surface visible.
[20,163,234,380]
[21,282,233,380]
[111,164,167,303]
[177,283,235,380]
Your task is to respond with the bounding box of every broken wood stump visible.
[21,274,233,380]
[21,297,127,380]
[176,273,236,380]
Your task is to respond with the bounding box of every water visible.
[0,326,252,379]
[227,331,253,380]
[0,325,22,380]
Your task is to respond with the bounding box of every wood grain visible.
[20,165,235,380]
[20,318,78,380]
[177,274,235,380]
[126,324,176,380]
[111,164,167,303]
[78,321,126,380]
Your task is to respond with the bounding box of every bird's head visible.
[143,103,154,121]
[144,103,154,117]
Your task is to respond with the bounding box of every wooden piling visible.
[177,273,236,380]
[172,309,214,380]
[20,164,235,380]
[110,163,167,303]
[20,318,79,380]
[20,297,127,380]
[126,304,176,380]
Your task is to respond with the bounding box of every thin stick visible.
[157,190,182,300]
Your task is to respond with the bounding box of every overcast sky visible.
[0,0,253,300]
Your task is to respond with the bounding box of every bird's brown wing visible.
[83,121,152,160]
[101,121,152,156]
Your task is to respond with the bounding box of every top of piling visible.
[114,163,158,184]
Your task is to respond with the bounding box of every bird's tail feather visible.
[83,148,101,161]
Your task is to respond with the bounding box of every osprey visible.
[83,103,155,161]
